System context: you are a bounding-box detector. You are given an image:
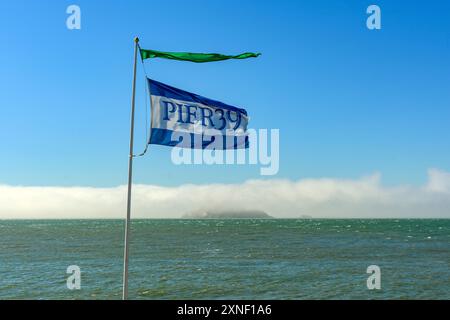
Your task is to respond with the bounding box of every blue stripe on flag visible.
[150,128,249,150]
[148,78,247,116]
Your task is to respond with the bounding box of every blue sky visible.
[1,0,449,188]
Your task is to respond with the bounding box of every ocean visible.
[0,219,448,300]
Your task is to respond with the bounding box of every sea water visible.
[0,219,448,299]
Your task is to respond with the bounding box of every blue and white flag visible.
[148,78,249,149]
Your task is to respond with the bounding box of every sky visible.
[0,1,449,218]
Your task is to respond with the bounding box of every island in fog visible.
[182,210,273,219]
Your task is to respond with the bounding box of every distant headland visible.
[182,210,273,219]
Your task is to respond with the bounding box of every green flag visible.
[140,48,260,63]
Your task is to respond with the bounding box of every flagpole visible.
[122,36,139,300]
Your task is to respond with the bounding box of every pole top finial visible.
[134,37,139,43]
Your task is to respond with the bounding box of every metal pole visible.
[122,36,139,300]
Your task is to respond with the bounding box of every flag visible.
[140,48,260,63]
[148,78,249,149]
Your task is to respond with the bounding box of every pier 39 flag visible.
[148,78,249,149]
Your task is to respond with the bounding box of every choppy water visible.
[0,219,448,299]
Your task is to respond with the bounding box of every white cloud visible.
[0,169,449,219]
[426,168,450,193]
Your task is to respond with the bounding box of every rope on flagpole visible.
[133,45,152,157]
